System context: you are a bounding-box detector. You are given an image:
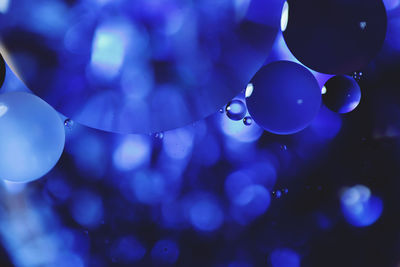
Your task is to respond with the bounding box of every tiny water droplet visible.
[243,116,253,126]
[225,99,247,121]
[64,119,74,130]
[219,108,224,113]
[154,132,164,139]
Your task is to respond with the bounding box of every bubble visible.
[352,71,363,82]
[282,0,387,74]
[246,61,321,135]
[0,92,65,182]
[219,108,224,113]
[243,116,253,126]
[154,132,164,139]
[275,190,282,199]
[64,118,74,130]
[225,99,247,121]
[322,75,361,113]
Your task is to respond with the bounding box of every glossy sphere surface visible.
[282,0,387,74]
[322,75,361,113]
[246,61,321,135]
[0,92,65,182]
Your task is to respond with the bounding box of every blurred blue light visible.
[163,127,194,160]
[151,239,180,264]
[384,0,400,10]
[109,236,146,264]
[340,185,383,227]
[90,22,128,79]
[231,185,271,225]
[70,190,103,228]
[225,170,253,203]
[220,111,263,143]
[188,194,224,232]
[133,171,166,205]
[52,252,84,267]
[45,176,71,202]
[228,261,253,267]
[270,248,301,267]
[67,132,107,179]
[0,0,10,14]
[26,1,68,38]
[113,135,151,171]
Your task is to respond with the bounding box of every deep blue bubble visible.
[269,248,301,267]
[151,239,180,265]
[246,61,321,135]
[282,0,387,74]
[322,75,361,114]
[225,99,247,121]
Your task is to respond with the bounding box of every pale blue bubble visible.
[0,92,65,182]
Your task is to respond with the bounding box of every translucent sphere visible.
[225,100,247,121]
[282,0,387,74]
[322,75,361,113]
[0,92,65,182]
[246,61,321,135]
[243,116,253,126]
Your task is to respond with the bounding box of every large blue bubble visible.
[322,75,361,114]
[0,91,65,182]
[246,61,321,135]
[282,0,387,74]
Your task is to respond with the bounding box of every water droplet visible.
[360,21,367,30]
[64,118,74,130]
[219,108,224,113]
[154,132,164,139]
[225,99,247,121]
[243,116,253,126]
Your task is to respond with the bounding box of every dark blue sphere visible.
[246,61,321,135]
[322,75,361,113]
[282,0,387,74]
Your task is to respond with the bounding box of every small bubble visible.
[225,99,247,121]
[154,132,164,139]
[283,188,289,194]
[281,145,287,151]
[64,119,74,130]
[243,116,253,126]
[275,190,282,199]
[219,108,224,113]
